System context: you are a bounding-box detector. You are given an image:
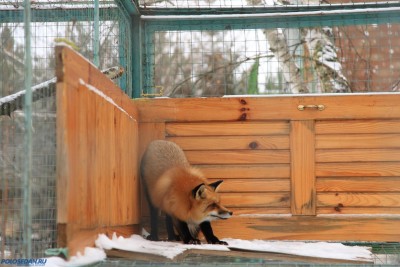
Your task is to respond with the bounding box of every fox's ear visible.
[209,180,223,192]
[192,183,206,199]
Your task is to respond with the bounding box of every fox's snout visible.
[210,207,233,220]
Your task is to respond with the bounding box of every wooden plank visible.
[221,192,290,208]
[95,90,114,226]
[77,85,89,227]
[316,177,400,192]
[111,111,139,225]
[166,121,290,136]
[105,245,373,264]
[135,94,400,122]
[210,179,290,193]
[316,133,400,149]
[66,81,80,225]
[316,120,400,134]
[316,148,400,162]
[127,117,140,224]
[317,207,400,215]
[197,164,290,179]
[212,215,400,241]
[316,162,400,177]
[167,136,289,150]
[185,150,290,165]
[85,88,98,228]
[290,120,316,215]
[317,192,400,207]
[228,207,291,215]
[138,122,166,218]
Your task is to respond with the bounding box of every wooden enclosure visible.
[135,95,400,241]
[56,46,400,257]
[56,46,140,257]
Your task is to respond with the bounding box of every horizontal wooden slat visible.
[212,215,400,241]
[316,162,400,177]
[229,208,291,215]
[167,136,289,150]
[166,121,289,136]
[135,94,400,122]
[197,164,290,179]
[186,150,290,165]
[210,179,290,193]
[317,177,400,192]
[316,134,400,149]
[221,192,290,208]
[317,193,400,207]
[317,207,400,215]
[316,149,400,163]
[316,120,400,134]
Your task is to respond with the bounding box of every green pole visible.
[94,0,100,67]
[23,0,33,258]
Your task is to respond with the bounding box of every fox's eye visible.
[208,203,217,209]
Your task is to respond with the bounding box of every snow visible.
[78,79,137,122]
[95,233,230,260]
[0,77,56,107]
[94,233,373,262]
[225,239,373,262]
[41,232,375,266]
[45,247,106,267]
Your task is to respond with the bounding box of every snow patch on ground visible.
[42,233,374,266]
[45,247,106,267]
[95,233,229,260]
[225,238,373,262]
[95,233,372,262]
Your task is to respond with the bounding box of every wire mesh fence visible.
[0,0,132,258]
[1,0,400,262]
[145,22,400,96]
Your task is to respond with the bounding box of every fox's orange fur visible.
[141,140,232,244]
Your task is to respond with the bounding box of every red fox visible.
[140,140,232,245]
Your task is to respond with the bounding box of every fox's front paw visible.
[215,240,228,245]
[208,239,228,245]
[146,235,159,241]
[167,234,181,242]
[186,238,201,245]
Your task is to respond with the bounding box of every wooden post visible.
[290,120,316,215]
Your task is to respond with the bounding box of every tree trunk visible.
[264,29,308,93]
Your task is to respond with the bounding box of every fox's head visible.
[190,180,233,224]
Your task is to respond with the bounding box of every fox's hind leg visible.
[148,204,160,241]
[144,187,160,241]
[200,221,228,245]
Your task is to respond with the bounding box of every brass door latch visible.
[297,104,325,111]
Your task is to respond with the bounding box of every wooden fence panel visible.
[56,45,140,257]
[55,45,400,253]
[135,96,400,242]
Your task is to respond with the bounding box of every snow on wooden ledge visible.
[95,233,373,263]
